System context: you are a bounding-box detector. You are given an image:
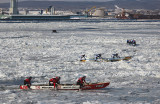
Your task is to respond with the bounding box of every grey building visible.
[9,0,18,15]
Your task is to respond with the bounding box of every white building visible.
[0,8,2,14]
[92,8,105,17]
[50,6,55,15]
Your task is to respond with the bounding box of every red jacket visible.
[77,77,86,84]
[24,78,31,85]
[49,78,59,84]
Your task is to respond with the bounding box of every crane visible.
[85,6,96,16]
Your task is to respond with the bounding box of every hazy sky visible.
[0,0,114,3]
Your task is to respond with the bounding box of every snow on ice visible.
[0,19,160,104]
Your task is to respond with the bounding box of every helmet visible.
[83,76,86,78]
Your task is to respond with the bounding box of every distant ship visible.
[9,15,71,20]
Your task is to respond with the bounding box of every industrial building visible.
[0,8,3,14]
[92,8,105,17]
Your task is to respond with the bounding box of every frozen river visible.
[0,19,160,104]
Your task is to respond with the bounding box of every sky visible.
[0,0,114,3]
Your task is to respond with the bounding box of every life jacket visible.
[49,78,58,83]
[24,78,31,85]
[77,77,85,84]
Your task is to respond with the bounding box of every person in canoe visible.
[24,77,32,88]
[132,39,136,45]
[49,76,61,86]
[80,54,86,61]
[127,39,136,46]
[112,53,120,58]
[77,76,87,88]
[95,54,102,61]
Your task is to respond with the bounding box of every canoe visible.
[19,82,110,90]
[81,82,110,90]
[80,56,132,62]
[103,56,132,62]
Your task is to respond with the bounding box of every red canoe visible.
[82,82,110,90]
[20,82,110,90]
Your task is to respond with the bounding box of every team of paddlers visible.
[24,76,87,88]
[127,39,136,46]
[80,40,136,61]
[80,53,120,61]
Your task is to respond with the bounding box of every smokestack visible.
[9,0,18,15]
[51,6,55,15]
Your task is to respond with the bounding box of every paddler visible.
[77,76,87,88]
[80,54,86,61]
[95,54,102,61]
[132,39,136,45]
[112,53,120,58]
[24,77,32,87]
[49,76,60,86]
